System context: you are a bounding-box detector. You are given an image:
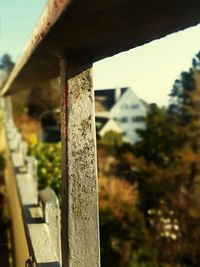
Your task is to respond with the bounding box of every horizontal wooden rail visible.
[2,0,200,96]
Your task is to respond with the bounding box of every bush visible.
[29,143,61,195]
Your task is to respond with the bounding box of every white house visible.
[95,87,148,144]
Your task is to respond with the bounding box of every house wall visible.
[110,88,147,144]
[99,119,122,137]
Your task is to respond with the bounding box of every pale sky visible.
[94,25,200,106]
[1,1,200,106]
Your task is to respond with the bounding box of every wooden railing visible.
[3,98,61,267]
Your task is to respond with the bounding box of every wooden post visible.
[60,56,100,267]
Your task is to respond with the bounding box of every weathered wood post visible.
[60,56,100,267]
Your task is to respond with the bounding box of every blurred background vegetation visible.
[2,51,200,266]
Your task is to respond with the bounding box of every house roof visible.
[140,99,149,108]
[95,87,128,112]
[95,117,109,132]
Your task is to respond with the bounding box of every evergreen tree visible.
[167,52,200,266]
[0,54,14,73]
[133,52,200,266]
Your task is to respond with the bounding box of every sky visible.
[0,0,47,60]
[1,1,200,106]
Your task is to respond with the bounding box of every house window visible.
[120,117,128,123]
[132,104,139,109]
[132,116,144,122]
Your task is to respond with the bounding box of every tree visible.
[132,51,200,266]
[99,130,123,147]
[166,53,200,266]
[99,177,158,267]
[0,54,14,73]
[135,103,183,167]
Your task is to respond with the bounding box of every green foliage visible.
[29,143,61,195]
[27,50,200,266]
[116,149,141,182]
[99,177,157,267]
[100,207,157,267]
[0,54,14,73]
[130,51,200,266]
[99,130,123,147]
[135,103,183,167]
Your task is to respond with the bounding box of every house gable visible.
[95,87,128,113]
[95,87,148,144]
[99,119,122,137]
[110,87,148,143]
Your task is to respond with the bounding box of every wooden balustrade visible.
[3,98,61,267]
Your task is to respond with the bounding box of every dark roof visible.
[95,117,109,132]
[140,99,149,108]
[95,87,128,112]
